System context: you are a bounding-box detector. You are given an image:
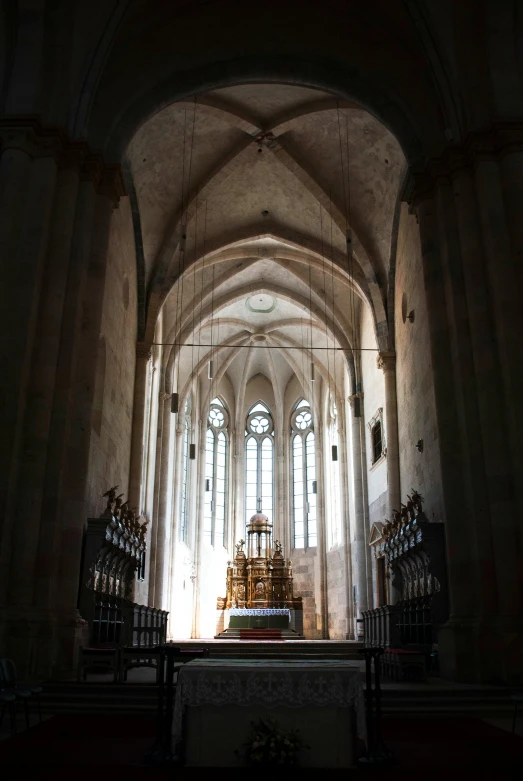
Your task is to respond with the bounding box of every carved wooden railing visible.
[89,593,168,648]
[362,605,402,649]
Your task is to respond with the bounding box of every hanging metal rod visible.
[151,341,379,351]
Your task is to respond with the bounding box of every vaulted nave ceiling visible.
[127,84,406,344]
[126,83,405,398]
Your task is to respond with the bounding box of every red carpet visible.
[2,715,523,779]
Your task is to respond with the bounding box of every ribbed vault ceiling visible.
[126,83,405,399]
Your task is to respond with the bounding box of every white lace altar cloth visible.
[228,608,291,617]
[172,659,366,750]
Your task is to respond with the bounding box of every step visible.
[39,678,520,719]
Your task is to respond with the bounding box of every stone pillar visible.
[166,423,184,619]
[193,414,206,638]
[338,414,354,639]
[415,193,483,680]
[452,167,517,627]
[498,148,523,539]
[128,345,152,513]
[0,119,125,676]
[148,384,165,607]
[154,392,173,609]
[0,138,57,612]
[37,179,97,611]
[377,352,401,520]
[348,393,368,633]
[315,427,329,639]
[9,167,80,609]
[55,192,114,671]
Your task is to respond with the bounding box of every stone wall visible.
[360,303,387,506]
[291,548,321,638]
[395,205,444,521]
[326,546,348,639]
[85,199,137,518]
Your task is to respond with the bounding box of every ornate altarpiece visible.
[220,512,302,611]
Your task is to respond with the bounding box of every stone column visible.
[166,423,184,619]
[377,352,401,520]
[193,414,206,638]
[9,167,80,611]
[128,345,152,513]
[315,427,329,639]
[416,192,484,680]
[338,413,354,639]
[148,383,165,607]
[348,393,368,632]
[55,192,114,670]
[38,180,97,612]
[405,128,523,683]
[0,138,57,612]
[153,392,174,609]
[452,167,516,622]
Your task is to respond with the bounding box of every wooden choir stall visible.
[77,486,168,681]
[363,491,448,681]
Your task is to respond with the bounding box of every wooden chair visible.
[77,645,120,682]
[0,690,17,735]
[0,658,42,728]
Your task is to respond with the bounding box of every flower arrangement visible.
[235,717,310,767]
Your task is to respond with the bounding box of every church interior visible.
[1,0,523,773]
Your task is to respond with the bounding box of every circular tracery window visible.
[247,412,273,436]
[251,415,270,434]
[291,407,313,433]
[208,404,228,430]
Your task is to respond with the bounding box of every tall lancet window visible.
[180,396,192,542]
[204,398,228,547]
[328,396,342,548]
[291,399,317,549]
[245,402,274,527]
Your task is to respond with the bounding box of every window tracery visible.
[245,402,274,527]
[204,398,228,547]
[328,397,341,548]
[180,396,192,542]
[291,399,317,549]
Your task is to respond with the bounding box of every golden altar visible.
[223,513,301,610]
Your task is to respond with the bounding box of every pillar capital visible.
[376,352,396,372]
[403,122,523,210]
[0,116,126,206]
[347,391,363,408]
[136,342,152,360]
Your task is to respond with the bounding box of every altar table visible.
[173,658,366,767]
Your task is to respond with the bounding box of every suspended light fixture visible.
[189,444,196,460]
[208,359,214,380]
[332,445,338,462]
[310,362,315,382]
[312,480,318,494]
[205,478,211,492]
[171,392,179,414]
